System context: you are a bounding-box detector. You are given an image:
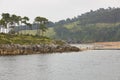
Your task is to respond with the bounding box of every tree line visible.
[52,7,120,26]
[0,13,48,36]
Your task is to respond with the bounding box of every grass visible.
[0,33,53,45]
[0,33,67,45]
[19,30,37,35]
[19,28,56,37]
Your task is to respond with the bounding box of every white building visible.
[0,26,11,33]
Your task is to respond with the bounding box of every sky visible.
[0,0,119,22]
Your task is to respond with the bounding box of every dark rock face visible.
[0,44,80,55]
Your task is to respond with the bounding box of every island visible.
[0,13,81,55]
[0,33,80,55]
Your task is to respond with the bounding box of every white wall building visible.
[0,26,11,33]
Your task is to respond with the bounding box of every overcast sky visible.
[0,0,119,22]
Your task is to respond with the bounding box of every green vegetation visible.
[0,33,68,46]
[0,33,53,44]
[53,22,120,43]
[19,27,56,38]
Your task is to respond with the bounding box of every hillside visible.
[17,7,120,43]
[51,7,120,43]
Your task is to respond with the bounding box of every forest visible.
[49,7,120,43]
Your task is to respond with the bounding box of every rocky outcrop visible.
[0,44,80,55]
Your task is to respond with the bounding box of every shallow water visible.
[0,50,120,80]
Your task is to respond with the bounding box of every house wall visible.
[0,26,10,33]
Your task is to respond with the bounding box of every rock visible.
[0,44,81,55]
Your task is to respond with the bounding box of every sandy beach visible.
[71,41,120,50]
[93,41,120,50]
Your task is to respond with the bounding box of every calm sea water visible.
[0,50,120,80]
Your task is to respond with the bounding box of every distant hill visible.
[54,7,120,25]
[50,7,120,43]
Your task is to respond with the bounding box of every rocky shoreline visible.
[0,44,80,55]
